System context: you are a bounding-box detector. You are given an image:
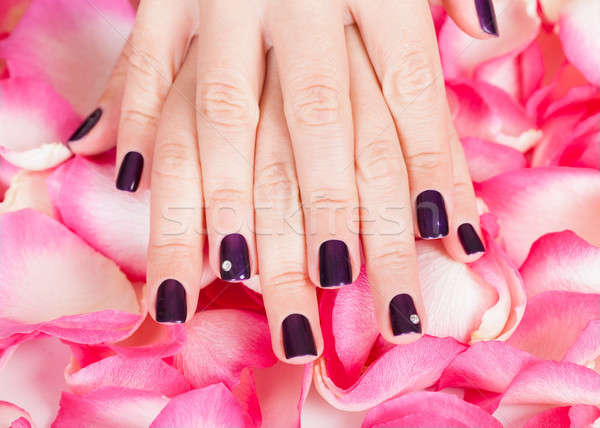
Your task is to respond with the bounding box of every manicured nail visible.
[116,151,143,192]
[68,108,102,142]
[475,0,499,36]
[416,190,449,239]
[389,294,422,336]
[156,279,187,323]
[319,240,352,287]
[220,233,251,282]
[282,314,317,359]
[458,223,485,255]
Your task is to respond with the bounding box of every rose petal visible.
[477,167,600,266]
[65,354,191,397]
[149,384,250,428]
[0,144,72,171]
[174,309,276,390]
[462,137,527,183]
[0,0,134,115]
[362,391,503,428]
[507,291,600,362]
[0,155,20,197]
[53,387,168,428]
[231,368,262,428]
[568,405,600,427]
[439,0,540,79]
[0,0,29,38]
[0,401,32,428]
[520,231,600,298]
[559,0,600,85]
[522,406,571,428]
[0,170,54,217]
[0,209,140,342]
[0,77,79,152]
[313,336,466,411]
[562,320,600,372]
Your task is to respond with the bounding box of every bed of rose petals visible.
[0,0,599,427]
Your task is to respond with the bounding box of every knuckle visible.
[405,150,446,175]
[288,74,344,128]
[149,240,197,260]
[306,186,354,210]
[255,161,299,203]
[266,270,309,290]
[198,72,258,128]
[357,139,405,183]
[369,240,416,272]
[152,141,198,180]
[383,47,442,105]
[206,187,249,207]
[121,107,160,130]
[127,49,170,85]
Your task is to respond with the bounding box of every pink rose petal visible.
[559,0,600,85]
[522,406,571,428]
[477,167,600,266]
[562,320,600,372]
[174,309,276,390]
[313,336,466,411]
[231,368,262,428]
[520,231,600,298]
[462,137,527,183]
[0,170,55,217]
[150,384,250,428]
[0,401,32,428]
[0,0,29,38]
[0,155,19,197]
[0,0,134,115]
[568,405,600,427]
[65,354,191,397]
[53,387,168,428]
[362,391,503,428]
[507,291,600,362]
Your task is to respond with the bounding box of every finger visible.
[351,0,454,241]
[267,0,360,288]
[443,0,499,38]
[195,0,263,283]
[116,1,196,192]
[255,52,322,363]
[67,38,130,155]
[147,38,203,324]
[442,127,485,262]
[346,26,425,344]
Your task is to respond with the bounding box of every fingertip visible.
[443,0,499,39]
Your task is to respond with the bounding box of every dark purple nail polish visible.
[475,0,499,36]
[319,240,352,287]
[282,314,317,359]
[416,190,449,239]
[389,294,422,336]
[68,108,102,142]
[458,223,485,255]
[220,233,251,282]
[156,279,187,323]
[116,151,143,192]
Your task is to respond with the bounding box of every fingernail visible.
[220,233,251,282]
[475,0,499,36]
[116,151,143,192]
[282,314,317,359]
[389,294,422,336]
[319,240,352,287]
[416,190,449,239]
[68,108,102,142]
[156,279,187,323]
[458,223,485,255]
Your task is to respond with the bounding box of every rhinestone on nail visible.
[221,260,232,272]
[409,314,420,324]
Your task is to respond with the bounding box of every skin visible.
[69,0,496,363]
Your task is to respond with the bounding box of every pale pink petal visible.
[568,405,600,427]
[150,384,250,428]
[65,354,190,396]
[507,291,600,362]
[231,368,262,428]
[562,320,600,372]
[0,144,72,171]
[48,155,149,280]
[0,170,55,217]
[477,167,600,266]
[0,78,79,152]
[313,336,466,411]
[539,0,569,23]
[53,387,168,428]
[439,0,540,79]
[438,341,538,394]
[0,401,32,428]
[0,209,140,342]
[461,137,527,183]
[517,40,545,103]
[0,155,20,197]
[522,406,571,428]
[520,231,600,298]
[473,54,521,100]
[174,309,276,389]
[362,391,503,428]
[319,268,379,387]
[0,332,38,368]
[111,317,186,359]
[0,0,134,115]
[494,361,600,427]
[559,0,600,85]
